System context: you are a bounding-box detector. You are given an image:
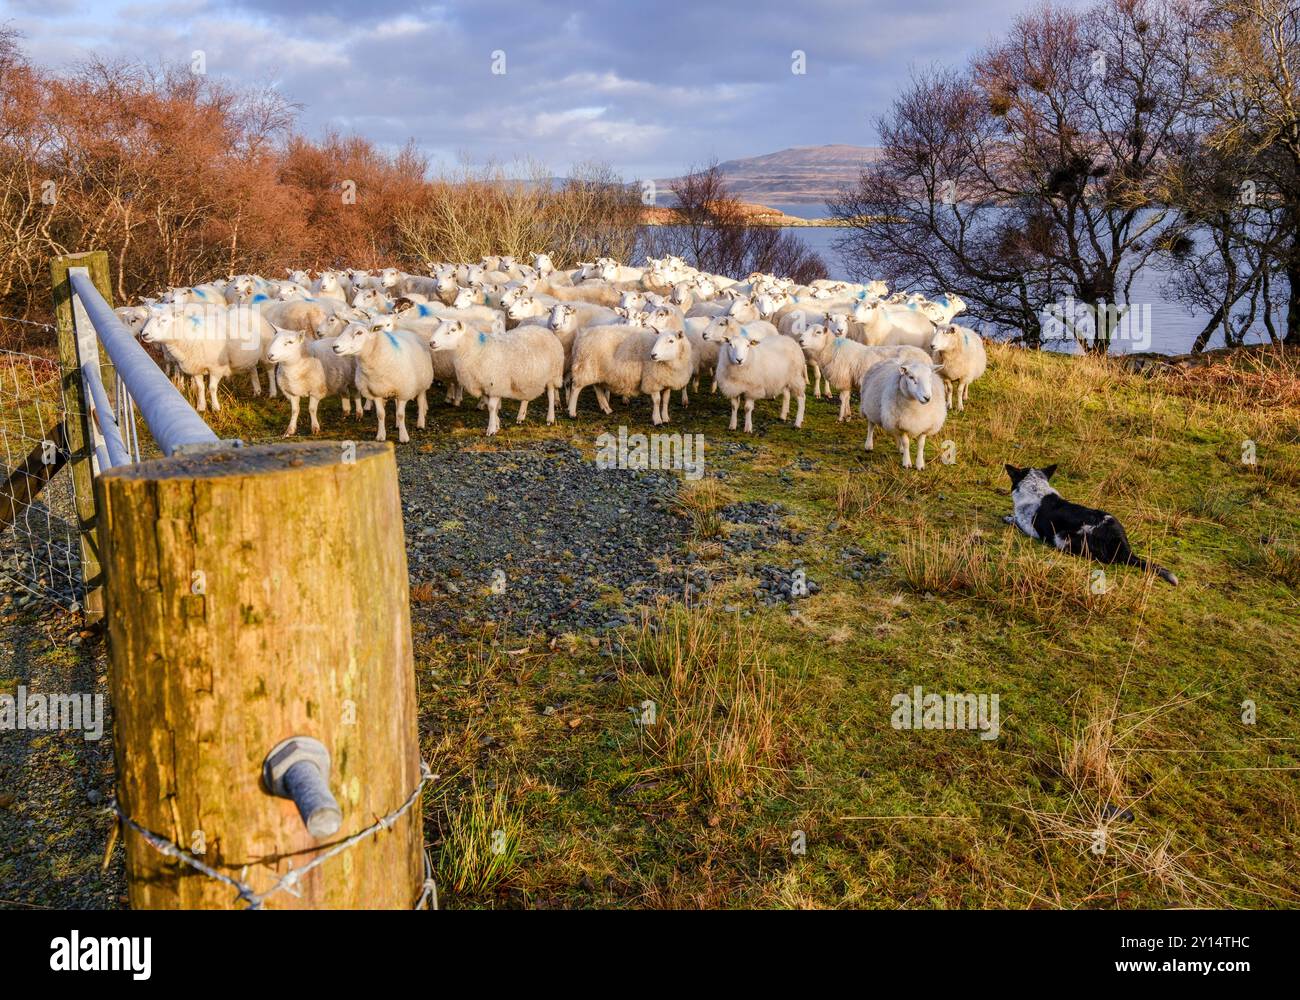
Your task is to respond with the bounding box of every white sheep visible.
[428,320,564,435]
[713,328,806,433]
[331,322,433,443]
[929,324,987,411]
[567,324,693,424]
[859,360,947,469]
[796,325,932,422]
[266,328,362,435]
[140,304,269,411]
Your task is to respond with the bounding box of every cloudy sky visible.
[2,0,1073,179]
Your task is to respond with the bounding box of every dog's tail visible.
[1128,553,1178,586]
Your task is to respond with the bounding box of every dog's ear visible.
[1004,463,1021,480]
[1041,463,1058,480]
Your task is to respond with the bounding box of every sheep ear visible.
[1041,463,1058,480]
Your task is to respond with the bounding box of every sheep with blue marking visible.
[330,321,433,443]
[428,320,565,435]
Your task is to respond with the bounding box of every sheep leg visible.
[249,367,261,397]
[309,396,321,435]
[396,399,410,443]
[680,384,689,407]
[794,388,805,429]
[546,385,557,424]
[743,398,755,434]
[900,432,913,469]
[417,391,428,429]
[267,363,278,398]
[596,387,613,414]
[342,396,351,417]
[193,375,207,412]
[285,394,300,436]
[916,434,927,470]
[839,390,851,422]
[374,398,387,441]
[486,396,501,436]
[568,382,583,418]
[779,388,790,421]
[209,373,222,411]
[516,399,528,423]
[729,397,739,431]
[864,422,875,451]
[661,388,671,423]
[960,382,970,410]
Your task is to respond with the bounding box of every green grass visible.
[223,343,1299,909]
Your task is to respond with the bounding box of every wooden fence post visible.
[97,441,424,909]
[51,251,115,621]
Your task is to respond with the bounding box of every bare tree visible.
[832,0,1198,352]
[645,162,826,284]
[1198,0,1300,344]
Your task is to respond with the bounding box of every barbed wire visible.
[0,314,55,331]
[107,760,439,910]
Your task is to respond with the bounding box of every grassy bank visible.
[3,342,1297,909]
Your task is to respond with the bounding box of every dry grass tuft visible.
[672,477,737,541]
[617,602,785,807]
[895,525,1140,621]
[435,780,525,896]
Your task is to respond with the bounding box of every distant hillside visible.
[656,144,880,205]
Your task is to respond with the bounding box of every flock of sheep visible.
[115,253,988,469]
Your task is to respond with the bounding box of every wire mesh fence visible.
[0,343,85,610]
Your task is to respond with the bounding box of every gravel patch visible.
[719,500,807,554]
[399,440,702,635]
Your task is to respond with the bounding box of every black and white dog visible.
[1003,464,1178,585]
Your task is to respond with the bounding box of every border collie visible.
[1003,464,1178,585]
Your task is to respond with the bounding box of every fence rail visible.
[67,269,220,464]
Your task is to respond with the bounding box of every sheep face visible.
[331,322,372,356]
[649,330,687,364]
[354,288,387,311]
[429,320,471,351]
[797,324,829,352]
[896,362,941,405]
[505,296,537,321]
[140,311,176,343]
[703,316,741,343]
[725,335,757,367]
[452,287,479,309]
[379,268,402,289]
[828,312,852,336]
[267,330,304,364]
[930,325,960,355]
[549,304,577,330]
